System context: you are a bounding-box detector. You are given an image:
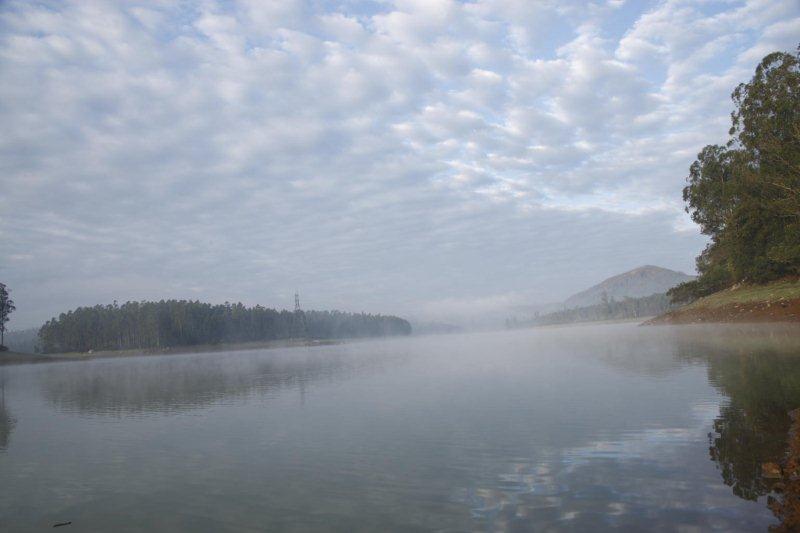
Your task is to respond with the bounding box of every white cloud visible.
[0,0,797,328]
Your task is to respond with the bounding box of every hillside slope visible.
[565,265,695,308]
[645,279,800,325]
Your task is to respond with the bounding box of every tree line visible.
[669,46,799,304]
[507,292,676,328]
[38,300,411,354]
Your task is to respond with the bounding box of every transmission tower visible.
[292,290,307,339]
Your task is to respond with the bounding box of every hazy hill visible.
[564,265,695,308]
[3,328,39,353]
[409,321,462,335]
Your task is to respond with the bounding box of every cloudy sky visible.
[1,0,798,328]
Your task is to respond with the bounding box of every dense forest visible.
[37,300,411,354]
[508,292,676,328]
[669,46,800,304]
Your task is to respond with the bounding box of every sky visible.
[1,0,799,329]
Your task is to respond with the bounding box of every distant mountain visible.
[564,265,695,308]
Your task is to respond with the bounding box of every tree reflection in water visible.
[765,408,800,532]
[677,325,800,530]
[38,347,399,416]
[0,370,15,451]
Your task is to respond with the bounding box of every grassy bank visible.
[645,278,800,325]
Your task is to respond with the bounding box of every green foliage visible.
[677,45,800,303]
[674,243,735,302]
[38,300,411,354]
[667,266,731,305]
[683,145,738,236]
[667,281,701,305]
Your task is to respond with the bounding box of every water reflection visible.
[0,371,15,450]
[40,346,400,416]
[763,408,800,532]
[670,325,800,529]
[707,354,800,501]
[2,325,800,531]
[449,324,800,531]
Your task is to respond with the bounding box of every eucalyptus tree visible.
[672,45,800,302]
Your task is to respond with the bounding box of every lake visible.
[2,323,800,531]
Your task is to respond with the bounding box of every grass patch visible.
[688,278,800,309]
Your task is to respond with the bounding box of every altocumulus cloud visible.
[0,0,798,327]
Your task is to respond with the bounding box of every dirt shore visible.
[645,299,800,325]
[644,278,800,326]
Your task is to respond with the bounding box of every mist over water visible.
[1,323,799,531]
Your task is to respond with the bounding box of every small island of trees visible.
[37,300,411,354]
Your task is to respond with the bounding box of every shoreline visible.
[644,301,800,325]
[527,316,654,329]
[0,338,342,366]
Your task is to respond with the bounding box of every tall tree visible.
[729,48,800,271]
[671,45,800,303]
[0,283,15,349]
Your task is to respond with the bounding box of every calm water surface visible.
[2,323,800,531]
